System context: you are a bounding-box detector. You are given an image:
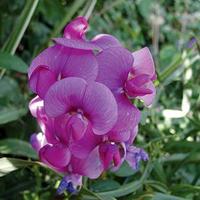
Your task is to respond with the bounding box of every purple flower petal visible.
[82,82,118,135]
[30,133,47,152]
[91,34,121,50]
[96,47,133,92]
[63,16,88,39]
[44,77,87,117]
[132,47,155,78]
[112,94,141,132]
[61,49,98,82]
[138,81,156,106]
[126,146,149,170]
[39,144,71,172]
[70,126,101,159]
[54,38,101,51]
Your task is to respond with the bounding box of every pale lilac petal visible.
[96,47,133,92]
[82,82,118,135]
[29,96,44,118]
[63,16,88,39]
[54,38,101,51]
[132,47,155,78]
[126,126,138,145]
[44,77,87,117]
[30,132,47,152]
[126,146,149,170]
[91,34,121,49]
[139,82,156,106]
[112,94,141,132]
[61,49,98,82]
[39,144,71,172]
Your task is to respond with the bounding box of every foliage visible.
[0,0,200,199]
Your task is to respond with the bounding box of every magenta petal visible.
[28,45,66,77]
[53,38,101,51]
[39,144,71,171]
[112,94,141,132]
[132,47,155,78]
[29,66,57,98]
[126,126,138,145]
[70,127,101,159]
[63,16,88,39]
[91,34,121,49]
[82,82,118,135]
[30,133,47,152]
[96,47,133,92]
[108,130,131,143]
[61,49,98,82]
[44,77,87,117]
[81,146,104,179]
[139,81,156,106]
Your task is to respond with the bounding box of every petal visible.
[70,126,101,159]
[112,94,141,132]
[96,47,133,92]
[132,47,155,78]
[82,82,118,135]
[29,96,44,118]
[80,146,104,179]
[61,49,98,82]
[63,16,88,39]
[126,126,138,145]
[30,132,47,152]
[138,81,156,106]
[126,146,149,170]
[53,38,101,51]
[39,144,71,172]
[28,45,67,78]
[29,65,57,98]
[44,77,87,117]
[108,130,131,143]
[91,34,121,49]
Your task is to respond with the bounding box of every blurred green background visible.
[0,0,200,199]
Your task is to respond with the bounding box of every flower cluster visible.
[28,16,156,194]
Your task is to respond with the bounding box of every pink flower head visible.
[28,16,156,194]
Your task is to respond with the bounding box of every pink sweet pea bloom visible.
[28,16,155,194]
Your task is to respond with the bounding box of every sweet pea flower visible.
[28,16,155,195]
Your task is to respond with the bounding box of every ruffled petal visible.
[63,16,88,39]
[29,96,44,118]
[61,49,98,82]
[139,81,156,106]
[96,47,133,92]
[30,132,47,152]
[126,126,138,145]
[82,82,118,135]
[53,38,101,51]
[132,47,155,78]
[112,94,141,132]
[70,126,101,159]
[91,34,121,49]
[108,130,131,143]
[39,144,71,172]
[44,77,87,117]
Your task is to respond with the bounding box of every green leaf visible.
[0,157,38,177]
[0,107,27,125]
[2,0,39,54]
[114,161,137,177]
[90,179,120,192]
[0,139,37,159]
[0,52,27,73]
[152,192,187,200]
